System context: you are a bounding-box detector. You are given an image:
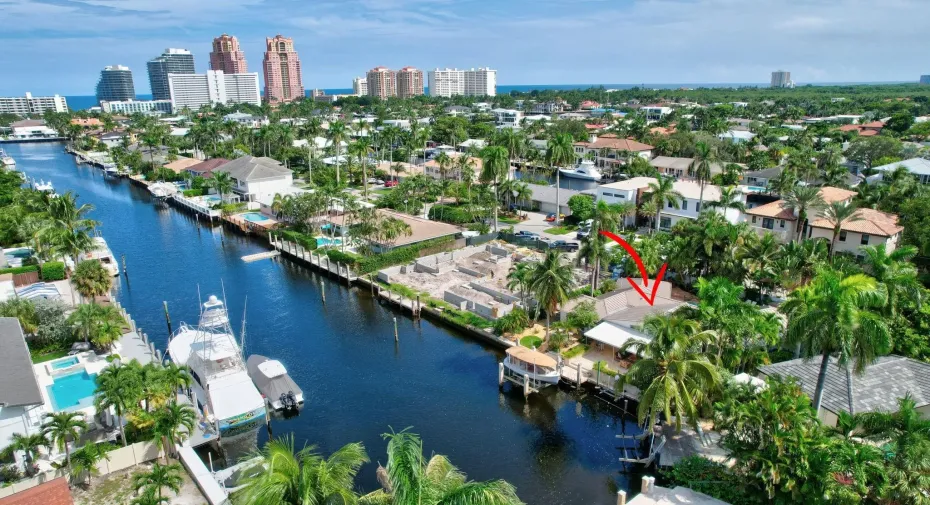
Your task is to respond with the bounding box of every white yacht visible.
[103,162,119,176]
[503,346,561,385]
[167,296,266,440]
[85,236,120,277]
[148,181,179,199]
[0,150,14,167]
[32,179,54,193]
[246,355,304,411]
[559,160,603,181]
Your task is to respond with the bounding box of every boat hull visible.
[558,169,601,181]
[503,357,561,384]
[219,405,266,437]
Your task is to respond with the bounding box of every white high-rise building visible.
[352,77,367,96]
[0,92,68,115]
[771,70,793,88]
[168,70,260,111]
[427,68,496,97]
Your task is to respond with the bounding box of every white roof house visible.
[718,130,756,143]
[870,158,930,184]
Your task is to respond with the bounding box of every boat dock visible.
[270,236,359,283]
[242,250,280,263]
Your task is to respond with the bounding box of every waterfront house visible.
[423,153,482,181]
[522,184,584,216]
[0,318,45,460]
[213,156,294,203]
[162,157,201,174]
[95,131,132,149]
[185,158,230,178]
[596,178,743,229]
[70,118,102,129]
[743,186,856,242]
[648,156,739,180]
[456,139,487,153]
[573,134,653,168]
[758,355,930,426]
[869,157,930,184]
[9,120,59,140]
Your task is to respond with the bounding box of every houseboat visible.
[558,160,603,181]
[503,346,561,385]
[167,295,266,440]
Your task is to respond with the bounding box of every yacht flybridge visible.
[167,295,266,439]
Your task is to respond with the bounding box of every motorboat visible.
[85,236,120,277]
[0,149,14,167]
[32,179,54,193]
[103,162,119,176]
[502,346,561,385]
[148,181,179,199]
[246,355,304,411]
[167,295,266,440]
[558,160,603,181]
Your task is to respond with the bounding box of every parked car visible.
[545,213,566,222]
[384,180,398,188]
[367,178,385,185]
[514,231,540,239]
[550,240,579,252]
[576,228,591,240]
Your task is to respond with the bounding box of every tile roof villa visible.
[809,207,904,237]
[574,134,653,153]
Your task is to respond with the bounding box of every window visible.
[660,217,671,229]
[861,234,870,245]
[839,230,847,242]
[762,218,774,230]
[779,220,785,228]
[667,200,674,209]
[682,200,688,210]
[695,202,701,212]
[751,216,757,224]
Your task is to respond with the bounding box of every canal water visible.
[7,142,642,505]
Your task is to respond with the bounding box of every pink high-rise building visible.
[366,66,396,99]
[396,67,424,98]
[210,34,248,74]
[263,35,304,104]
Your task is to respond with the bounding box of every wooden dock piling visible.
[393,317,398,342]
[163,301,172,335]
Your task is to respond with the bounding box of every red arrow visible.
[598,230,669,306]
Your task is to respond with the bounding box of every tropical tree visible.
[822,201,863,260]
[577,234,609,295]
[781,268,890,414]
[95,363,142,446]
[41,411,88,469]
[149,402,196,461]
[69,442,112,485]
[642,177,682,233]
[1,433,48,476]
[133,462,184,502]
[529,250,573,340]
[506,262,533,309]
[41,191,98,267]
[72,259,113,300]
[545,133,576,226]
[617,313,720,431]
[707,186,745,213]
[479,146,509,232]
[858,394,930,504]
[688,141,715,209]
[236,435,368,505]
[208,171,234,203]
[859,244,921,317]
[361,428,522,505]
[783,186,826,242]
[131,489,171,505]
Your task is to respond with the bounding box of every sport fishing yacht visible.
[558,160,603,181]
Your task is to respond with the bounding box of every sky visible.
[1,0,928,96]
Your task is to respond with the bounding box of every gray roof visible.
[872,157,930,176]
[216,156,292,182]
[743,166,783,180]
[758,355,930,415]
[526,184,583,206]
[0,318,43,407]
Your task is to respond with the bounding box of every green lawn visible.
[373,188,394,196]
[31,348,70,364]
[520,335,543,349]
[545,226,574,235]
[499,216,521,225]
[561,344,589,359]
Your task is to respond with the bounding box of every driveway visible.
[502,211,579,242]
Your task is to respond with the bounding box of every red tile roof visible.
[746,200,797,220]
[584,124,606,130]
[859,129,879,136]
[809,208,903,237]
[186,158,230,175]
[574,136,653,152]
[0,477,73,505]
[860,121,885,129]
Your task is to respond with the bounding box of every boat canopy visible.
[207,370,265,420]
[258,359,287,379]
[506,346,556,368]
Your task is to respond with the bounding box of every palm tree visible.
[133,462,183,502]
[546,133,576,226]
[480,146,509,232]
[208,171,234,203]
[506,262,533,308]
[781,268,890,414]
[72,259,112,300]
[131,489,171,505]
[160,362,193,397]
[434,151,452,207]
[617,313,720,431]
[783,186,826,242]
[643,177,683,233]
[859,244,921,317]
[708,186,746,213]
[1,433,48,476]
[858,394,930,504]
[823,201,863,260]
[362,428,522,505]
[688,141,715,209]
[350,137,374,199]
[529,250,573,340]
[577,235,609,295]
[150,402,196,461]
[67,302,103,343]
[41,191,98,267]
[70,442,111,485]
[42,411,88,469]
[236,435,368,505]
[95,363,141,446]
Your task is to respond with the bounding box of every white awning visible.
[584,321,652,350]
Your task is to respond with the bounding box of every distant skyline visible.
[1,0,928,96]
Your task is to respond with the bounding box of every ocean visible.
[63,81,907,111]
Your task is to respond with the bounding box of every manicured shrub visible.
[428,204,475,224]
[0,265,39,275]
[494,307,531,335]
[182,188,205,197]
[40,261,66,281]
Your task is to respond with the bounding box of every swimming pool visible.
[50,356,79,370]
[204,196,222,204]
[46,370,98,412]
[242,212,270,223]
[316,237,343,247]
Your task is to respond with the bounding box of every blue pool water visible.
[50,356,79,370]
[316,237,342,247]
[242,212,270,223]
[47,370,97,412]
[205,196,221,204]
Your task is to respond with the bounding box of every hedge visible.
[279,229,317,251]
[40,261,66,281]
[324,236,456,275]
[0,265,39,276]
[428,205,475,225]
[182,188,205,197]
